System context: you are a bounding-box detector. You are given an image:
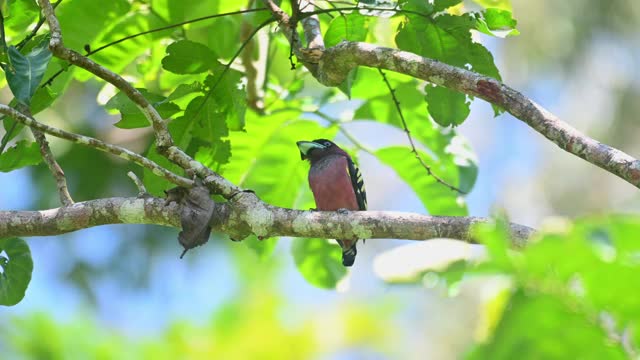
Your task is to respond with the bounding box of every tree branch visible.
[262,0,318,74]
[0,195,533,248]
[299,0,324,50]
[37,0,173,148]
[15,103,74,206]
[36,0,243,198]
[30,127,74,206]
[0,104,194,188]
[297,41,640,189]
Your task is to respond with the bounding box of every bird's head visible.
[296,139,347,162]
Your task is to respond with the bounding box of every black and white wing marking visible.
[347,158,367,211]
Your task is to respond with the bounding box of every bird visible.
[296,139,367,266]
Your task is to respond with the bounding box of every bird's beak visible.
[296,140,326,160]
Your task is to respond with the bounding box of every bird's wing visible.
[347,157,367,211]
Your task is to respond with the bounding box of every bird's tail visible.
[338,240,358,267]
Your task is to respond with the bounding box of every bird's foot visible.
[337,208,350,215]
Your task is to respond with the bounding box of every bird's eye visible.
[323,141,332,147]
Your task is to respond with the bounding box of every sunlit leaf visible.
[475,8,519,37]
[5,0,40,33]
[324,13,370,48]
[471,0,512,11]
[425,85,471,127]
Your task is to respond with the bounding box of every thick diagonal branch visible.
[0,195,533,248]
[0,105,194,188]
[301,41,640,189]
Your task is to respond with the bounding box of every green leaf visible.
[425,85,471,127]
[471,0,512,11]
[76,11,173,82]
[162,40,218,74]
[6,38,52,105]
[203,67,247,131]
[0,238,34,306]
[105,89,181,129]
[5,0,40,33]
[376,146,466,215]
[351,68,479,194]
[142,95,227,196]
[0,140,42,172]
[324,13,370,48]
[165,0,225,24]
[471,219,511,268]
[186,95,230,141]
[468,291,628,360]
[396,13,501,80]
[292,238,347,289]
[198,17,243,59]
[399,0,434,14]
[30,87,58,114]
[165,82,203,103]
[433,0,463,12]
[194,141,231,173]
[56,0,131,51]
[475,8,519,37]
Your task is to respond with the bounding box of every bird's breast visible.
[308,155,359,211]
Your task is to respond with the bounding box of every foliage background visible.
[0,0,639,359]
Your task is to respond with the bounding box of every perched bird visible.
[296,139,367,266]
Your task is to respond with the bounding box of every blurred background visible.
[1,0,639,358]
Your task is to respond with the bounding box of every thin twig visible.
[263,0,311,72]
[0,104,194,188]
[40,7,269,88]
[37,0,174,148]
[290,0,301,69]
[299,0,325,49]
[17,104,74,206]
[378,68,465,193]
[127,171,148,197]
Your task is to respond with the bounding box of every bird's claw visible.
[337,208,350,215]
